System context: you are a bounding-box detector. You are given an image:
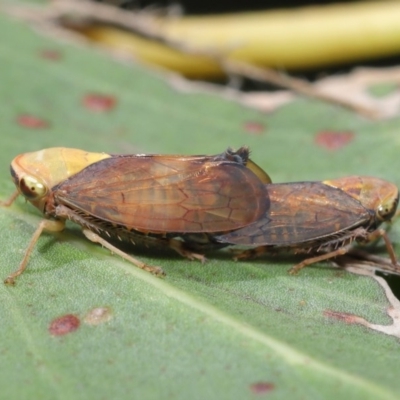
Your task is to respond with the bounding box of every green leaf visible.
[1,11,400,400]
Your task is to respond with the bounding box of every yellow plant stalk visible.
[78,1,400,78]
[80,26,222,78]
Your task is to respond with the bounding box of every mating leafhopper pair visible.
[2,147,399,284]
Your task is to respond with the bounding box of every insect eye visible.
[19,175,47,200]
[377,200,398,221]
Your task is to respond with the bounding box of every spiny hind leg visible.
[55,205,166,276]
[80,234,207,275]
[233,245,350,275]
[291,227,398,274]
[288,247,349,275]
[56,204,206,274]
[82,230,165,277]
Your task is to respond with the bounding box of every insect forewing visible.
[54,155,269,233]
[216,181,370,246]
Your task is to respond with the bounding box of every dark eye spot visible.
[20,178,39,199]
[19,179,35,198]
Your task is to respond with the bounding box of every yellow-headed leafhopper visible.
[215,176,400,273]
[2,146,270,284]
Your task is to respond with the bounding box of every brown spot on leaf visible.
[39,49,62,61]
[249,382,275,394]
[243,121,265,135]
[49,314,80,336]
[16,115,49,129]
[84,307,113,326]
[323,309,363,324]
[315,131,354,151]
[83,94,117,112]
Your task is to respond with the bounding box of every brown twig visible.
[1,0,390,119]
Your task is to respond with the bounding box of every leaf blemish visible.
[243,121,266,135]
[84,307,113,326]
[39,49,62,61]
[315,130,355,151]
[16,115,50,129]
[83,94,117,112]
[49,314,81,336]
[323,309,363,324]
[249,381,275,394]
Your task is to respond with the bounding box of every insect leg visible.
[233,245,349,274]
[0,190,20,207]
[288,247,350,275]
[4,219,65,285]
[365,228,397,266]
[168,239,207,263]
[55,205,166,276]
[82,229,165,277]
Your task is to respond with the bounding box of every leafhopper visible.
[216,176,400,273]
[2,146,270,284]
